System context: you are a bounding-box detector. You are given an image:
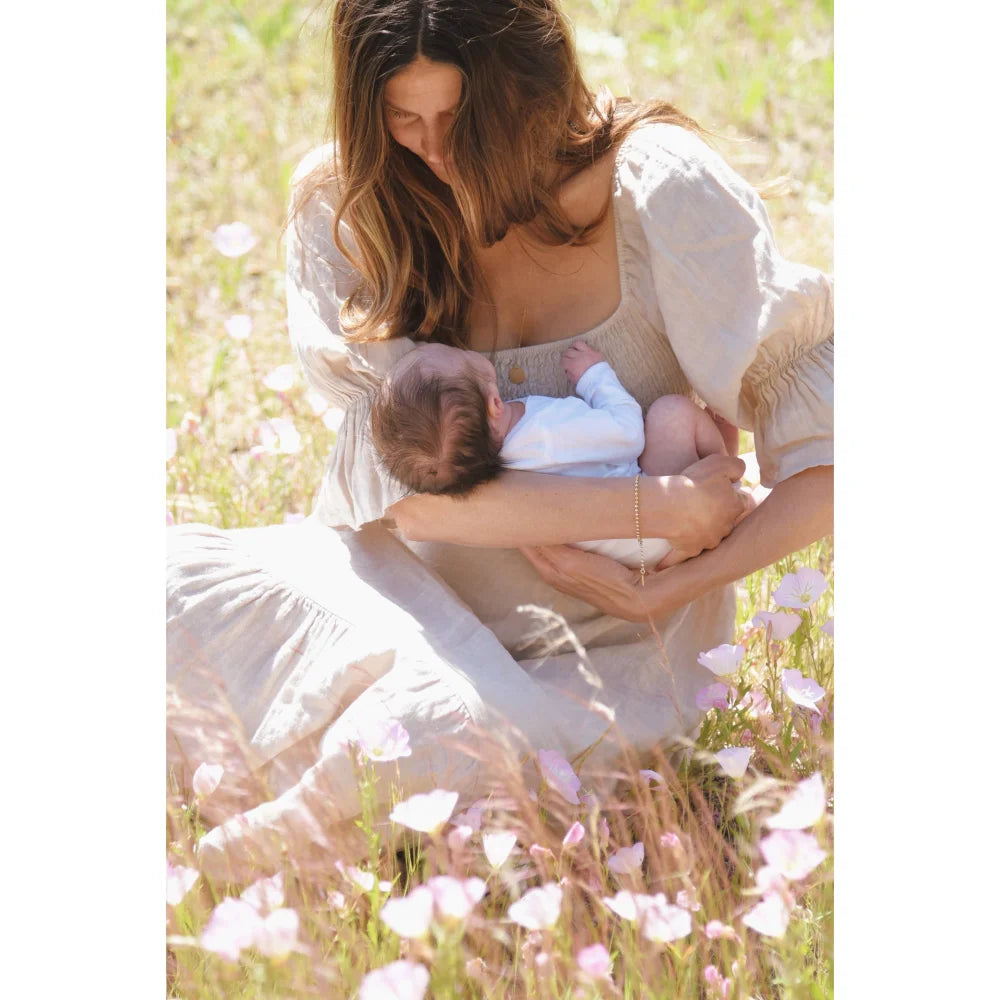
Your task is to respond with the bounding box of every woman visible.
[168,0,832,879]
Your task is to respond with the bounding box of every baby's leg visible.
[638,395,728,476]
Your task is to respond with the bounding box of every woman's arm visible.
[389,454,749,553]
[519,464,832,623]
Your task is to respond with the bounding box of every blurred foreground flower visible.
[562,821,585,848]
[752,610,802,641]
[262,364,296,392]
[760,829,827,881]
[638,769,665,785]
[255,908,302,960]
[773,567,828,609]
[608,842,645,875]
[697,643,746,676]
[192,762,223,799]
[781,669,826,713]
[254,417,301,456]
[200,898,262,962]
[359,960,429,1000]
[241,873,284,914]
[538,748,582,804]
[696,682,733,712]
[166,860,199,906]
[380,886,434,939]
[765,773,826,830]
[705,919,738,940]
[508,882,563,930]
[743,891,791,938]
[224,314,252,340]
[390,789,458,833]
[638,894,692,944]
[355,717,412,762]
[715,747,752,779]
[576,943,612,981]
[483,830,517,869]
[166,428,177,462]
[425,875,486,921]
[821,617,834,637]
[212,222,258,258]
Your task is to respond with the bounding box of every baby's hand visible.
[561,341,605,384]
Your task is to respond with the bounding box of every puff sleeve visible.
[285,146,415,528]
[623,125,833,487]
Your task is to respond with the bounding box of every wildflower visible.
[483,830,517,869]
[602,890,638,921]
[576,943,612,981]
[638,769,665,785]
[451,805,484,831]
[192,762,223,799]
[562,821,585,848]
[262,364,296,392]
[697,643,746,676]
[389,789,459,833]
[765,772,826,830]
[538,748,582,804]
[380,886,435,939]
[676,889,700,911]
[305,389,329,415]
[327,890,347,913]
[781,669,826,713]
[256,417,302,455]
[341,864,376,892]
[165,860,199,906]
[255,908,302,960]
[212,221,258,258]
[821,617,834,637]
[705,919,738,940]
[530,843,556,865]
[743,892,791,938]
[637,894,692,944]
[425,875,486,921]
[241,873,284,914]
[772,567,828,609]
[355,717,412,763]
[447,824,474,852]
[607,842,645,875]
[200,898,263,963]
[359,960,430,1000]
[224,314,252,340]
[751,610,802,641]
[179,410,201,434]
[660,831,681,850]
[704,964,733,998]
[760,830,827,881]
[696,682,734,712]
[507,882,563,930]
[166,428,177,462]
[715,747,752,779]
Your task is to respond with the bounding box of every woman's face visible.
[384,56,463,184]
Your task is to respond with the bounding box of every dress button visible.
[509,365,526,384]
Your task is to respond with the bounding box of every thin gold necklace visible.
[508,302,528,385]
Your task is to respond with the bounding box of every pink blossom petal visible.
[380,887,434,939]
[507,882,563,930]
[637,893,692,943]
[166,428,177,462]
[781,669,826,713]
[765,773,827,830]
[212,222,258,258]
[359,960,430,1000]
[607,842,645,875]
[538,748,582,804]
[705,919,738,940]
[715,747,752,779]
[262,364,297,392]
[166,860,199,906]
[697,643,746,676]
[743,892,791,938]
[562,821,585,848]
[760,830,827,881]
[751,610,802,641]
[483,830,517,869]
[224,314,252,340]
[425,875,486,921]
[192,763,223,799]
[576,943,612,980]
[355,717,412,762]
[240,873,284,914]
[772,568,828,610]
[696,682,735,712]
[820,617,834,637]
[638,769,665,785]
[256,908,301,959]
[389,789,459,833]
[200,898,263,962]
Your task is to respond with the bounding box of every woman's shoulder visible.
[614,119,724,185]
[290,143,344,221]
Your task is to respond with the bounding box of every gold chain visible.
[633,473,646,587]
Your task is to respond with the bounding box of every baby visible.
[370,340,729,569]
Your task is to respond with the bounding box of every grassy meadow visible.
[166,1,834,997]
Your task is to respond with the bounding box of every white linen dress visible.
[166,122,833,866]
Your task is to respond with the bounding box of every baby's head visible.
[371,343,507,496]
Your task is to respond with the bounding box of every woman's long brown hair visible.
[291,0,703,346]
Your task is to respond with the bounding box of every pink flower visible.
[451,805,484,831]
[607,842,645,875]
[562,821,585,848]
[751,610,802,641]
[262,364,296,392]
[224,314,252,340]
[715,747,752,779]
[529,843,555,864]
[765,773,826,830]
[255,908,302,959]
[327,889,347,913]
[638,769,665,785]
[705,919,738,940]
[538,748,582,804]
[781,669,826,713]
[676,889,700,911]
[380,886,435,939]
[483,830,517,869]
[637,894,692,944]
[389,789,459,833]
[425,875,486,921]
[743,892,791,938]
[166,428,177,462]
[820,617,834,637]
[696,682,734,712]
[576,943,612,981]
[241,873,284,914]
[359,960,430,1000]
[166,860,199,906]
[507,882,563,930]
[704,965,733,998]
[760,830,827,881]
[697,643,746,676]
[192,762,223,799]
[212,222,258,258]
[773,568,828,609]
[200,898,263,962]
[602,890,639,921]
[660,831,681,850]
[355,717,412,763]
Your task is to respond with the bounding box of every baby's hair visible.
[371,358,503,497]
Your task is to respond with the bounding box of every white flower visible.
[781,669,826,713]
[607,842,645,875]
[224,314,252,340]
[507,883,563,930]
[483,830,517,869]
[262,364,296,392]
[166,860,199,906]
[743,892,791,938]
[389,789,459,833]
[602,890,638,921]
[211,221,258,258]
[257,417,301,455]
[765,773,827,830]
[380,887,434,939]
[241,873,284,914]
[255,908,302,959]
[192,763,223,799]
[697,643,746,676]
[636,893,692,944]
[359,960,430,1000]
[425,875,486,921]
[354,717,412,763]
[715,747,752,779]
[760,830,827,881]
[752,610,802,641]
[772,568,828,609]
